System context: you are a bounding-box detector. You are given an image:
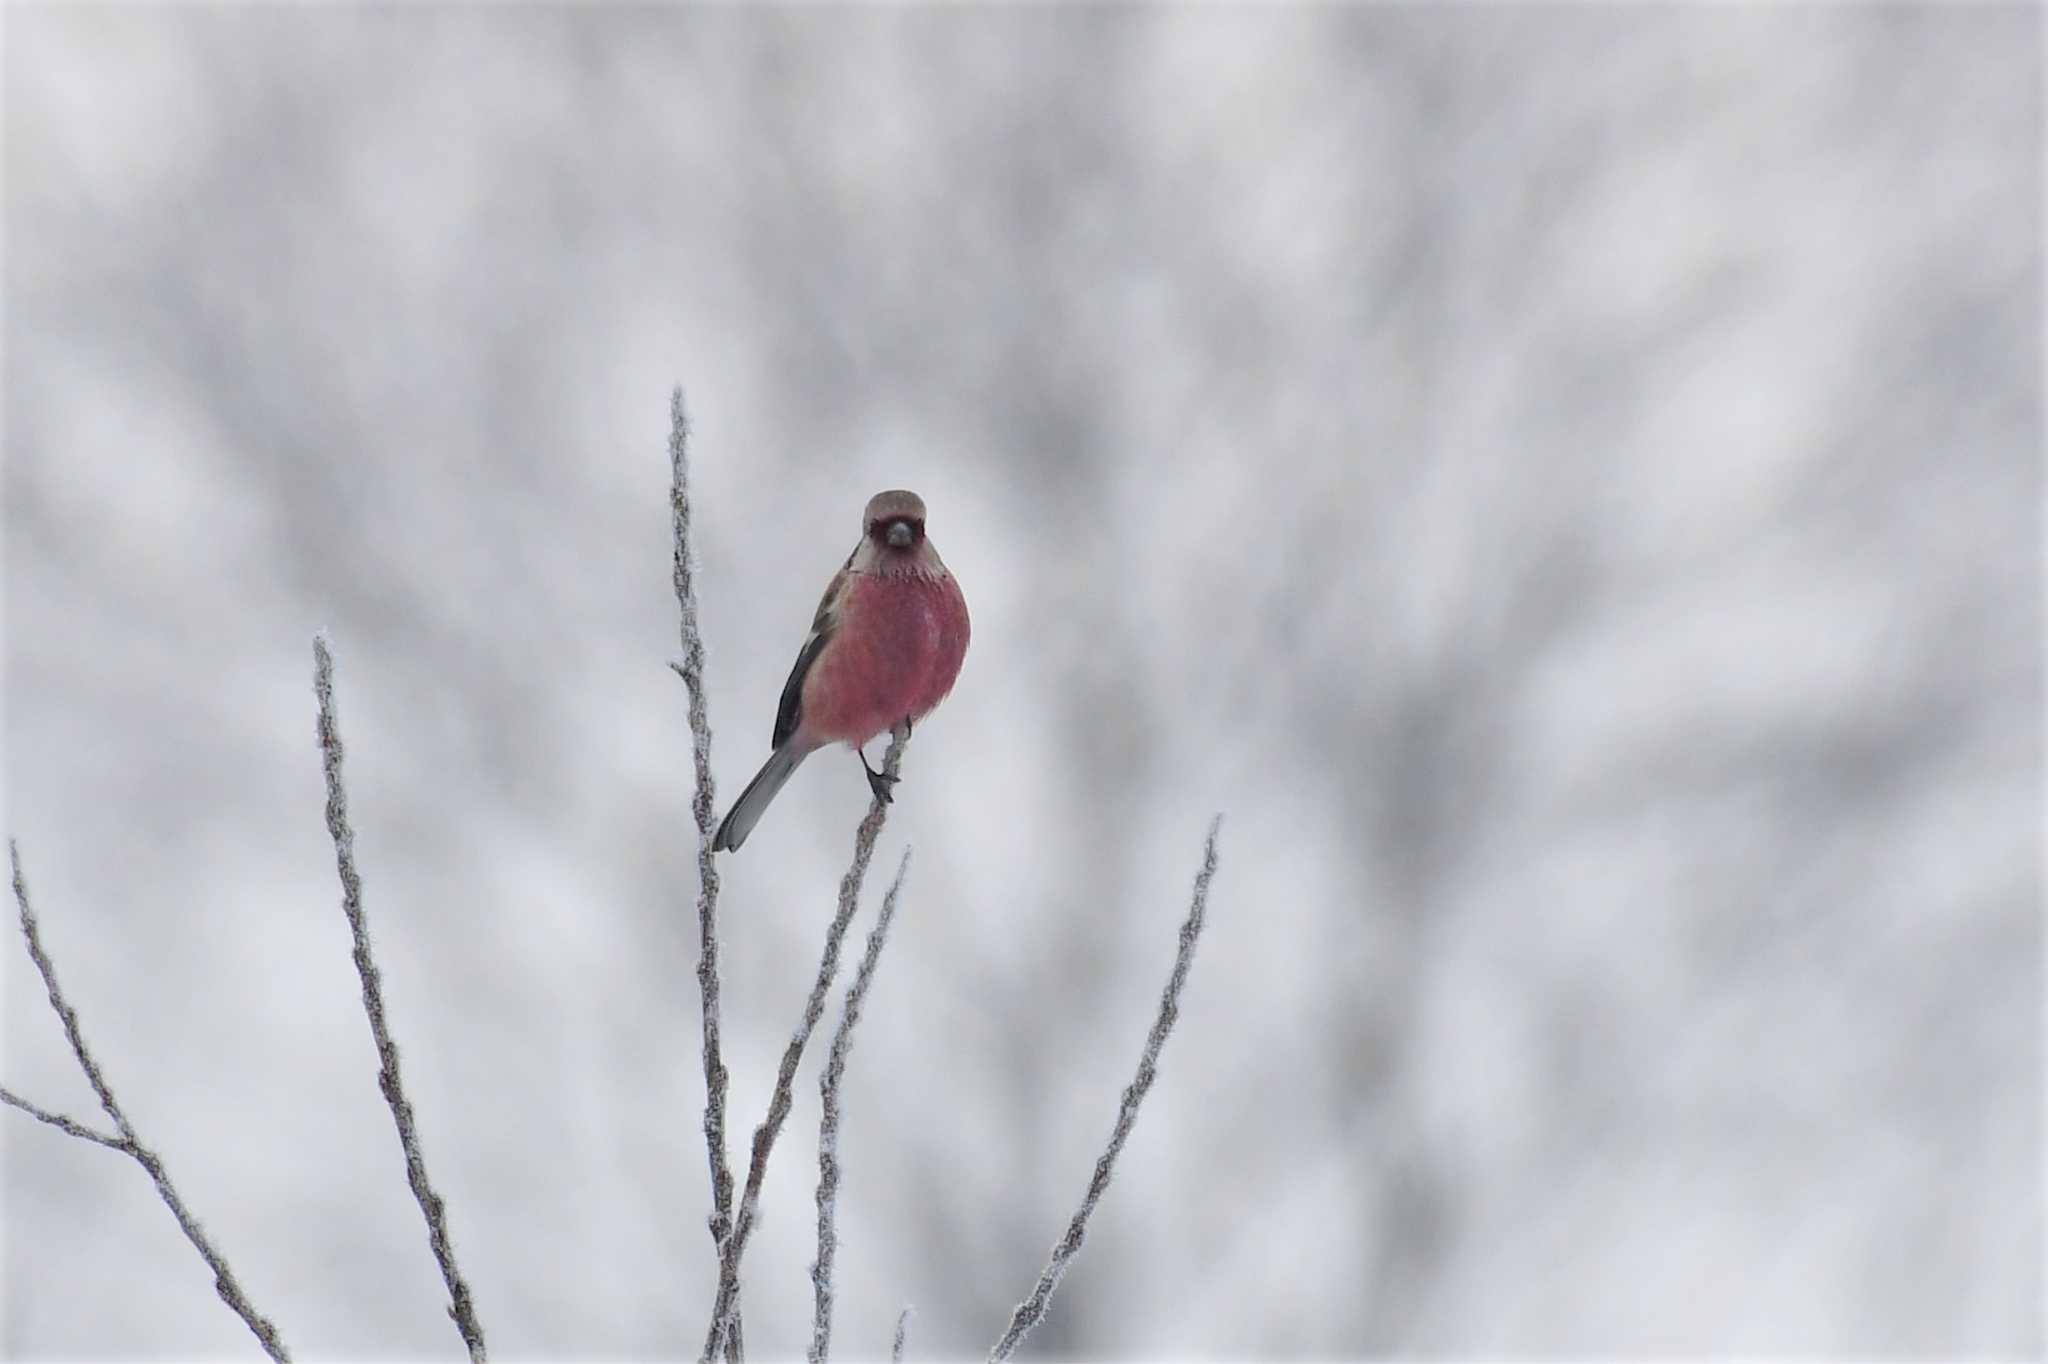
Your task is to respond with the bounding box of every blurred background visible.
[3,5,2039,1357]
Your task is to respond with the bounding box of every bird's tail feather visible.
[713,743,810,852]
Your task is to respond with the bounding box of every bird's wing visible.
[772,558,851,750]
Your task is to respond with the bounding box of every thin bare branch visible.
[313,638,487,1364]
[10,842,292,1362]
[1,1084,128,1152]
[987,815,1223,1364]
[702,730,910,1364]
[892,1307,914,1364]
[669,386,741,1363]
[810,848,914,1364]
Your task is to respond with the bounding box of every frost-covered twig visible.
[313,638,487,1364]
[7,843,292,1362]
[0,1084,127,1152]
[987,815,1222,1363]
[892,1306,914,1364]
[810,848,914,1364]
[701,730,909,1364]
[667,387,741,1363]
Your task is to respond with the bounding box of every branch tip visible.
[986,816,1221,1363]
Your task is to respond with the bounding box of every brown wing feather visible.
[772,561,849,749]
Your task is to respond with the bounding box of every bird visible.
[712,489,970,853]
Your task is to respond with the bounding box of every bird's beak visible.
[886,520,914,549]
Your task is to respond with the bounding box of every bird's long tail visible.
[712,743,811,852]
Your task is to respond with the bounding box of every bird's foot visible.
[859,747,899,804]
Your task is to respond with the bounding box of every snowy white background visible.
[4,6,2039,1357]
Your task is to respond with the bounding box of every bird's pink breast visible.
[799,571,970,747]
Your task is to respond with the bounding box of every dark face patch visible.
[871,517,925,549]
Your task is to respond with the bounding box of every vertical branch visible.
[313,637,488,1364]
[810,848,914,1364]
[892,1307,914,1364]
[10,843,292,1362]
[667,386,739,1361]
[701,731,909,1364]
[987,815,1223,1364]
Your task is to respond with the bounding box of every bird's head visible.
[865,489,927,552]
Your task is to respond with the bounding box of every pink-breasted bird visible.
[712,489,970,853]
